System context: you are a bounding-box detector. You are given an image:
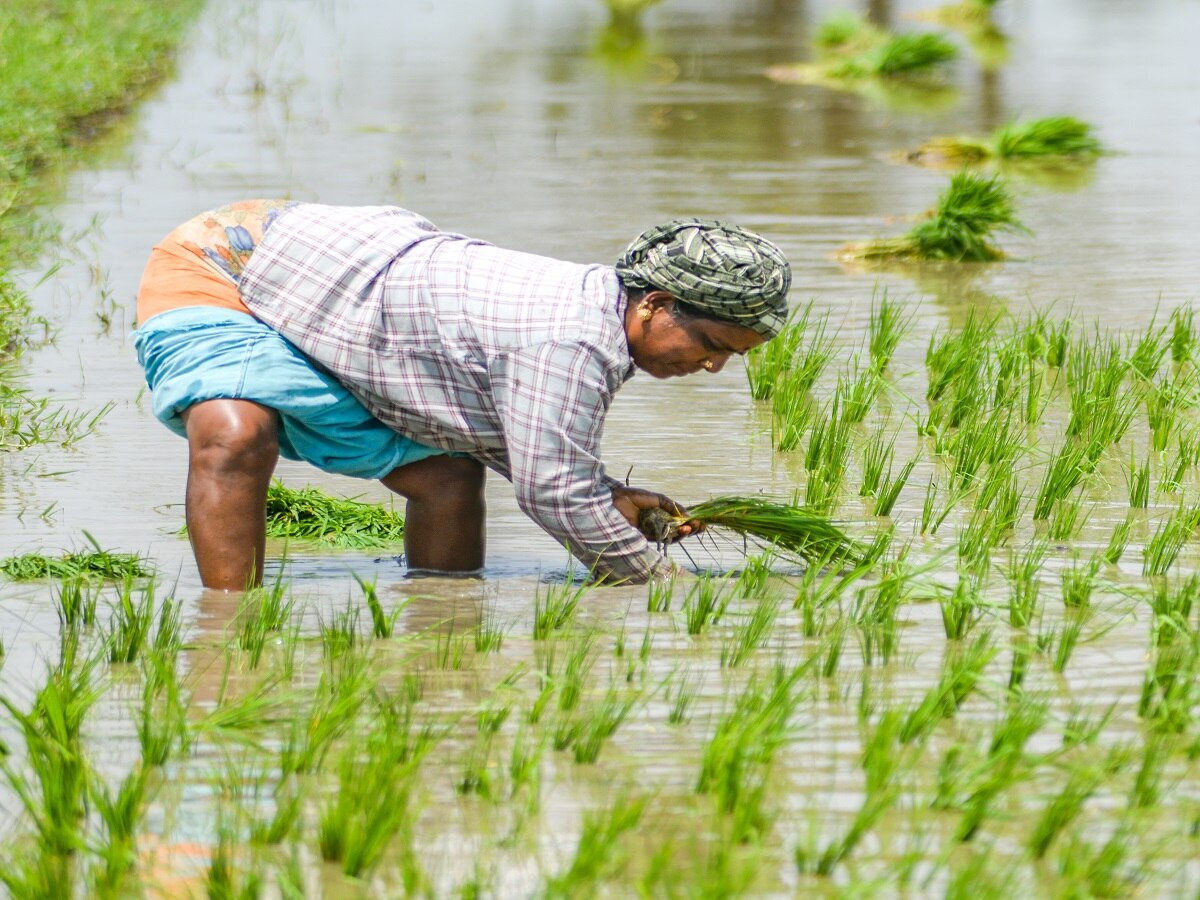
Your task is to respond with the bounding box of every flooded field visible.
[2,0,1200,895]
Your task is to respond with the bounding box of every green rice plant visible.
[1142,512,1191,577]
[533,571,588,639]
[508,725,545,805]
[543,795,647,897]
[1033,442,1095,521]
[837,361,882,424]
[1129,320,1170,383]
[558,631,599,712]
[900,632,995,743]
[874,456,917,517]
[474,600,506,653]
[840,173,1027,263]
[867,288,914,373]
[1005,539,1048,629]
[89,765,154,897]
[1028,755,1114,859]
[204,811,262,900]
[568,683,640,764]
[279,664,368,775]
[136,656,189,766]
[1047,493,1091,542]
[1128,734,1172,810]
[354,574,398,639]
[859,428,896,499]
[247,776,304,846]
[668,669,700,725]
[813,10,885,53]
[102,576,155,664]
[1065,334,1137,445]
[318,738,421,877]
[733,551,776,599]
[1061,557,1102,609]
[644,495,865,568]
[53,577,98,629]
[236,578,296,667]
[264,480,405,548]
[1103,516,1133,566]
[721,593,780,668]
[320,599,360,660]
[1024,356,1048,426]
[770,377,817,452]
[1049,608,1092,673]
[1126,449,1151,508]
[1138,627,1200,733]
[912,116,1105,162]
[1,641,103,858]
[939,577,986,641]
[745,302,817,400]
[1170,304,1196,364]
[0,544,150,581]
[804,396,856,513]
[684,574,731,635]
[435,621,469,670]
[1062,700,1119,749]
[457,728,498,797]
[647,574,675,612]
[1054,823,1148,899]
[1144,372,1199,453]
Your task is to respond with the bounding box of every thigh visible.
[381,454,485,501]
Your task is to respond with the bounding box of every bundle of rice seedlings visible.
[814,11,886,54]
[910,117,1105,164]
[830,32,958,79]
[265,481,405,549]
[838,172,1028,263]
[638,495,866,567]
[0,532,151,581]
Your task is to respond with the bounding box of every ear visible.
[640,291,678,314]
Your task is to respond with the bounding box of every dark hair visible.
[627,287,727,327]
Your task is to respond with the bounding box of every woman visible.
[134,200,791,589]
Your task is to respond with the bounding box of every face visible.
[625,293,767,379]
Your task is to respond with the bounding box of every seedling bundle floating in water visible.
[639,495,865,567]
[766,12,958,87]
[908,116,1107,165]
[838,172,1028,263]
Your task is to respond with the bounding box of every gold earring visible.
[638,306,653,321]
[703,360,714,371]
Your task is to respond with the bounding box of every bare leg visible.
[180,399,280,590]
[381,455,486,573]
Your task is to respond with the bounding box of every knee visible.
[186,407,279,477]
[389,456,485,506]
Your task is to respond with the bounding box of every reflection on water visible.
[1,0,1199,892]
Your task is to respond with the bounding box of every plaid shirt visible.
[238,203,668,581]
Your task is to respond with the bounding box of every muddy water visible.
[2,0,1200,893]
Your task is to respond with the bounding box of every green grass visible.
[0,543,151,581]
[264,480,406,549]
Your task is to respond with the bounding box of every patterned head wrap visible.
[615,219,791,339]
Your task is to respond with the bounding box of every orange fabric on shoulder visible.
[135,239,251,326]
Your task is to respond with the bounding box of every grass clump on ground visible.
[909,117,1107,165]
[265,482,406,550]
[838,172,1028,263]
[0,538,150,581]
[0,0,206,263]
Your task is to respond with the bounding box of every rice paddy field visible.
[2,0,1199,895]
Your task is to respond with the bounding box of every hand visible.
[611,486,704,543]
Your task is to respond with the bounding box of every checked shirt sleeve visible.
[490,340,667,583]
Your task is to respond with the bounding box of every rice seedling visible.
[770,377,817,452]
[910,116,1105,163]
[236,578,296,667]
[732,551,776,599]
[745,302,820,400]
[1170,304,1196,364]
[1142,512,1191,577]
[1138,627,1200,734]
[262,479,406,548]
[457,727,498,797]
[721,593,780,668]
[558,631,599,712]
[684,574,731,635]
[875,456,917,518]
[53,577,98,629]
[136,656,190,766]
[435,620,469,670]
[89,765,154,897]
[837,361,883,425]
[568,682,640,764]
[473,600,506,653]
[813,10,885,54]
[647,573,675,612]
[668,669,700,725]
[533,570,588,639]
[1049,608,1093,674]
[900,632,995,743]
[1028,753,1118,859]
[1061,557,1102,609]
[1103,515,1134,566]
[1005,539,1048,629]
[350,573,397,639]
[1033,442,1095,521]
[828,32,958,80]
[543,795,647,897]
[1055,823,1149,899]
[204,810,263,900]
[1046,493,1091,542]
[867,288,914,373]
[839,173,1028,263]
[939,577,987,641]
[1126,450,1151,508]
[643,495,864,568]
[319,598,361,660]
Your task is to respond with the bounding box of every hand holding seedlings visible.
[614,488,702,543]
